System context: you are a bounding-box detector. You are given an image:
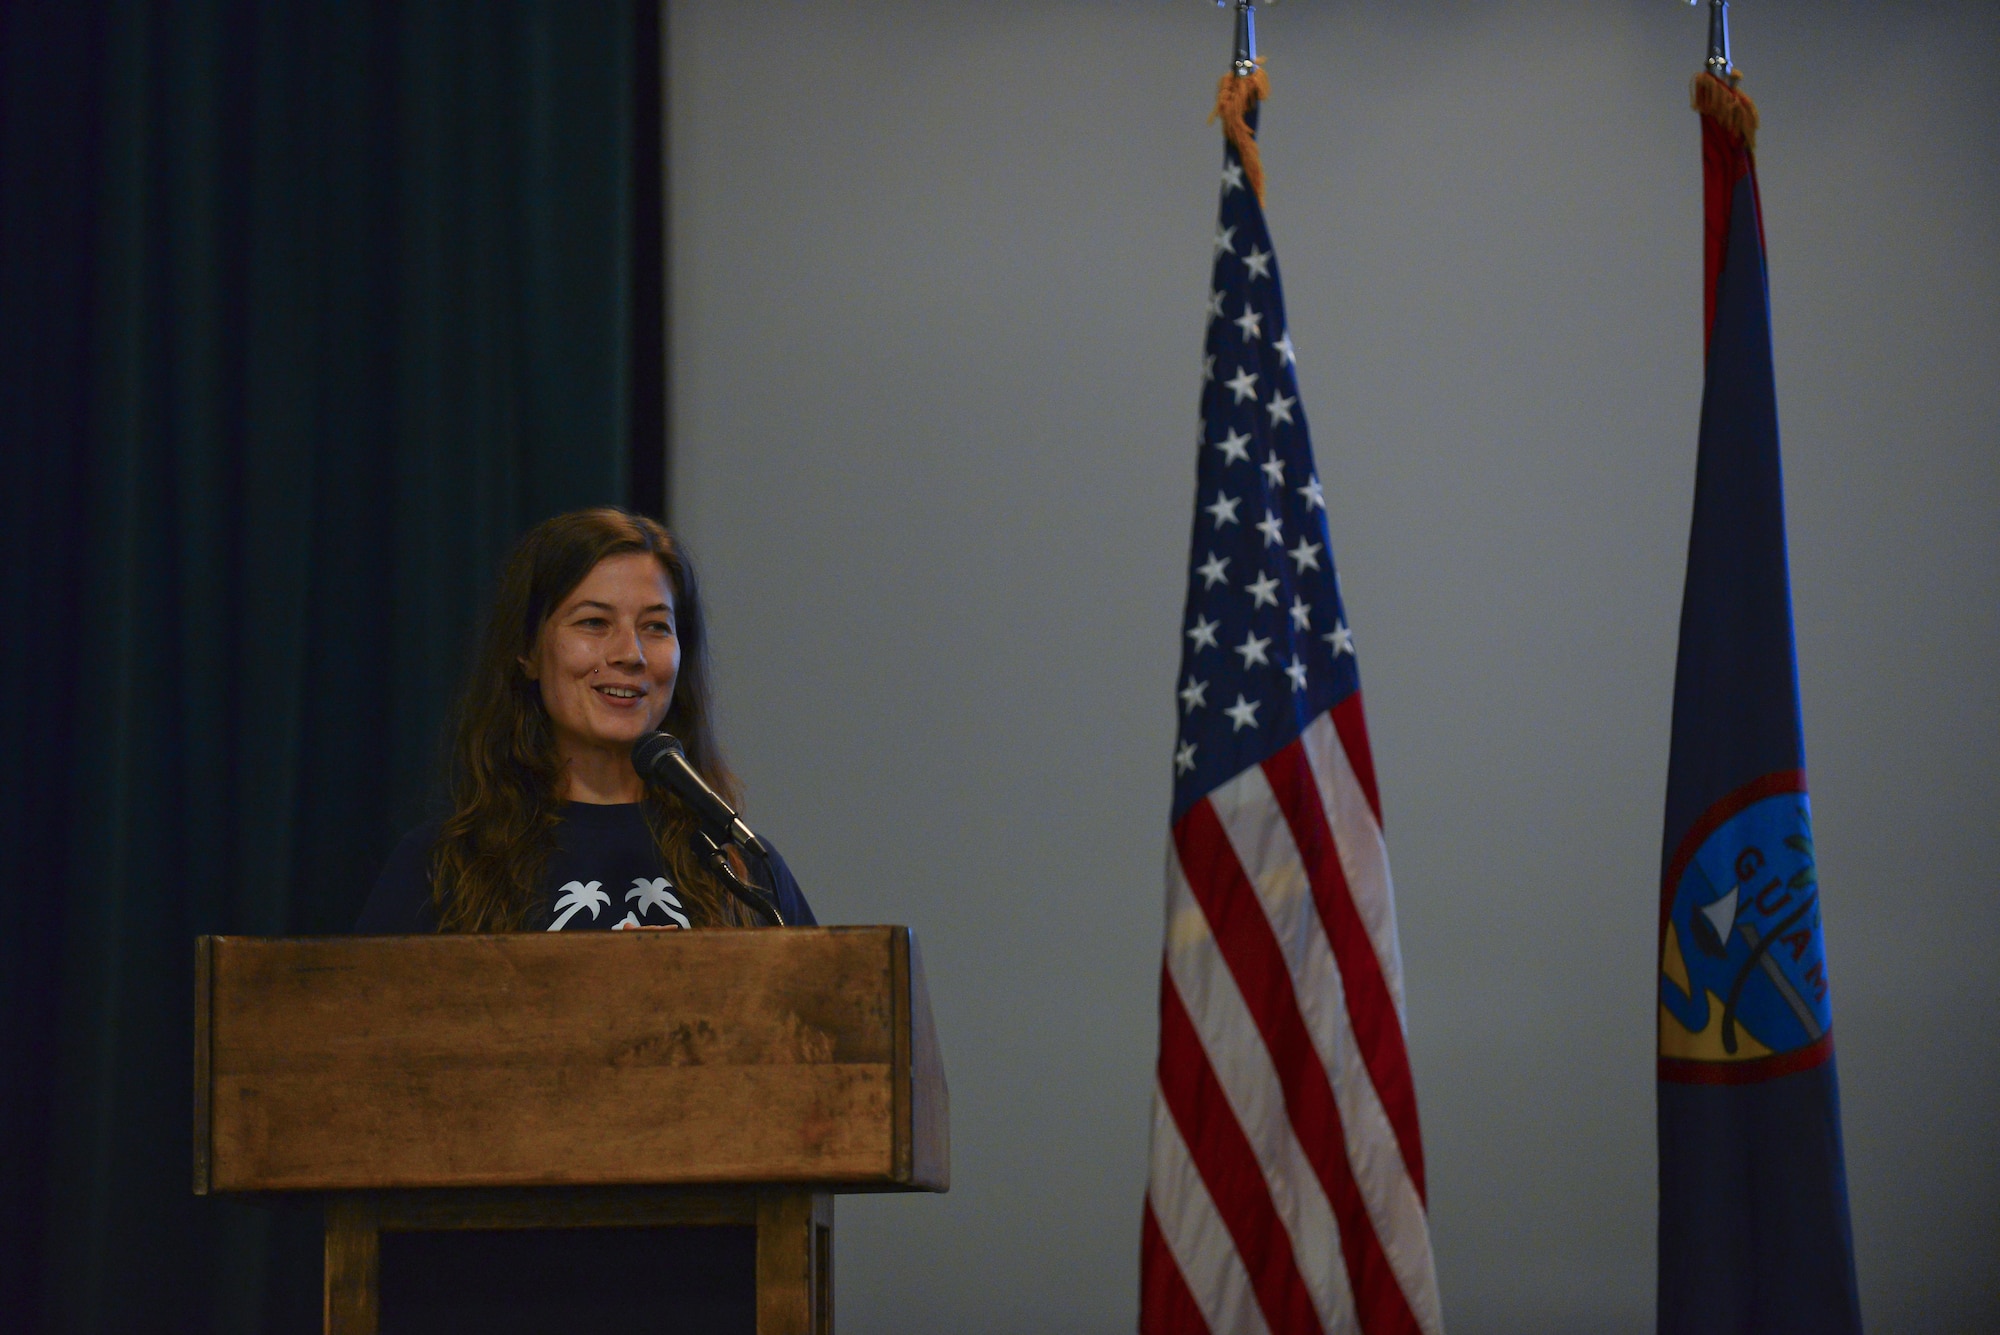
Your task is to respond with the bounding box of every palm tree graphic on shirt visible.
[547,880,609,930]
[626,877,690,929]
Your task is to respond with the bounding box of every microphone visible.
[631,732,769,855]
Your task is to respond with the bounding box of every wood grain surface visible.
[197,927,948,1194]
[323,1196,379,1335]
[756,1191,835,1335]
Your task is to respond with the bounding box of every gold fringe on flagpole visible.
[1690,69,1759,152]
[1210,59,1271,205]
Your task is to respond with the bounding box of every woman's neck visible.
[556,741,646,804]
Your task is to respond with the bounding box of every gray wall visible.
[667,3,1998,1331]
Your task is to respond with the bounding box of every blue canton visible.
[1172,116,1358,824]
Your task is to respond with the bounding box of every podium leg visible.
[324,1195,380,1335]
[756,1192,834,1335]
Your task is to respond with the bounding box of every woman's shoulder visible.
[351,817,446,933]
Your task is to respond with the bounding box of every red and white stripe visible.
[1143,695,1442,1335]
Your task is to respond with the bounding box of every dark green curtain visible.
[0,2,642,1328]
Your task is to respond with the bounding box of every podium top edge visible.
[196,924,920,944]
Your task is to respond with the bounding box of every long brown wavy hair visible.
[430,508,751,931]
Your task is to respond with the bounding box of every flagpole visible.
[1221,0,1257,77]
[1694,0,1733,80]
[1706,0,1732,80]
[1210,2,1271,203]
[1688,0,1758,153]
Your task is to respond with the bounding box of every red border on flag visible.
[1659,1029,1835,1086]
[1657,768,1807,942]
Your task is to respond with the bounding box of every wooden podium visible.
[193,926,948,1334]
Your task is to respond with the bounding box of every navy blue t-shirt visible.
[352,801,815,933]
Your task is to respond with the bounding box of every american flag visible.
[1140,98,1444,1335]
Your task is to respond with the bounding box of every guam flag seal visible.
[1655,72,1864,1335]
[1659,771,1831,1081]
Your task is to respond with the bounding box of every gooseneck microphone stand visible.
[631,731,789,926]
[694,824,788,927]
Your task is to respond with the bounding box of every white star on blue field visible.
[1172,126,1359,822]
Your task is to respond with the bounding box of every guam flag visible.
[1655,72,1864,1335]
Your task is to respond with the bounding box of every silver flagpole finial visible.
[1218,0,1258,78]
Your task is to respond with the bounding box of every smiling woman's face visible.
[521,551,680,760]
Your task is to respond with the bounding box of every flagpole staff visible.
[1220,0,1257,77]
[1211,1,1272,201]
[1688,0,1758,151]
[1692,0,1733,80]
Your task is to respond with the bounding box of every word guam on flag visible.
[1139,60,1442,1335]
[1655,67,1864,1335]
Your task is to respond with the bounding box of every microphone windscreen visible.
[631,731,684,777]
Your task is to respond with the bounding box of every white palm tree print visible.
[627,877,690,929]
[547,880,609,930]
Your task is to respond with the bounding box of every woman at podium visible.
[355,507,814,934]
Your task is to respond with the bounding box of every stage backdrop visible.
[0,3,643,1329]
[667,3,1999,1332]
